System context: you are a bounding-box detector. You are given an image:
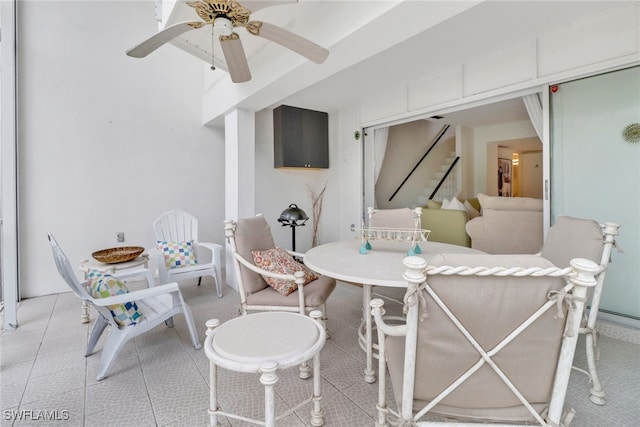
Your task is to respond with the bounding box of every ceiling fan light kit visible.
[126,0,329,83]
[213,17,234,36]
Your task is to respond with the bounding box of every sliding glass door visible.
[550,66,640,319]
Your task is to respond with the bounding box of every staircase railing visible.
[429,156,460,200]
[388,124,451,202]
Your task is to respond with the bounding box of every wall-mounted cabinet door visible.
[274,105,328,169]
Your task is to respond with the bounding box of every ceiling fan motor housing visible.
[214,17,234,36]
[189,0,251,26]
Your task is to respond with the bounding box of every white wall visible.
[469,121,538,196]
[336,104,364,241]
[252,101,366,251]
[18,1,224,297]
[520,151,543,199]
[254,108,341,252]
[458,126,475,200]
[375,121,454,208]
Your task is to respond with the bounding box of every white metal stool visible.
[204,311,326,427]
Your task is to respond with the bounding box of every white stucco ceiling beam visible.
[200,0,483,125]
[159,0,181,28]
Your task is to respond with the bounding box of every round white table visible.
[304,239,484,383]
[204,311,326,427]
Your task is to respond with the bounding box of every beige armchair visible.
[372,253,599,426]
[465,193,543,254]
[223,215,336,326]
[540,215,621,405]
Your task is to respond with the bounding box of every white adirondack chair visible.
[373,253,599,426]
[153,209,224,298]
[48,233,201,381]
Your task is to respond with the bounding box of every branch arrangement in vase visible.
[308,182,327,247]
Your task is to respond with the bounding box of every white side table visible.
[78,253,150,324]
[205,311,326,427]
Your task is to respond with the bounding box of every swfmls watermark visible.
[3,409,70,421]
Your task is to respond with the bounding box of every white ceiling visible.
[156,0,634,128]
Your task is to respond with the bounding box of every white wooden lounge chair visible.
[48,233,201,381]
[153,209,224,297]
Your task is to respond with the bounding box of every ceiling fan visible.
[126,0,329,83]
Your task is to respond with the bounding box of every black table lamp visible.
[278,204,308,252]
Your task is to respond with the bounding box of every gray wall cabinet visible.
[274,105,329,169]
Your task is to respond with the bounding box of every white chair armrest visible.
[371,298,408,337]
[111,267,156,286]
[196,241,223,253]
[286,249,305,259]
[194,241,222,260]
[150,247,166,269]
[90,282,181,306]
[233,252,306,314]
[149,247,171,284]
[194,242,222,271]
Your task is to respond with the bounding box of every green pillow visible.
[425,200,442,209]
[464,197,481,212]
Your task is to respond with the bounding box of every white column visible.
[224,109,255,291]
[1,0,19,330]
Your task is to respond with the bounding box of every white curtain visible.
[523,93,543,140]
[373,127,389,184]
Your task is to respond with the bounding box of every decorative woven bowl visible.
[92,246,144,264]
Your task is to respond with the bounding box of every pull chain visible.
[210,24,216,71]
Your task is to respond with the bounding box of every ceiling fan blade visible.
[247,21,329,64]
[242,0,298,13]
[220,33,252,83]
[126,21,204,58]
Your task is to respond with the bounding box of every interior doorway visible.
[487,138,542,198]
[364,95,540,212]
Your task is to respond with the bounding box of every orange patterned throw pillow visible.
[251,247,317,296]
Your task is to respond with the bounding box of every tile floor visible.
[1,278,639,426]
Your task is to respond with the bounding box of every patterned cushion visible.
[87,270,142,327]
[251,247,317,296]
[157,241,198,269]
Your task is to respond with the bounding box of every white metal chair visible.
[153,209,224,298]
[223,215,336,324]
[372,253,599,426]
[366,206,424,306]
[540,216,621,405]
[368,206,422,229]
[48,233,201,381]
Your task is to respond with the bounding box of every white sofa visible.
[465,193,543,254]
